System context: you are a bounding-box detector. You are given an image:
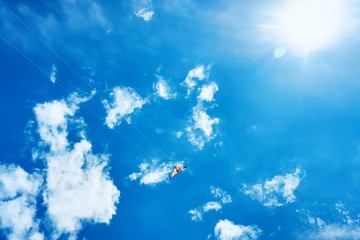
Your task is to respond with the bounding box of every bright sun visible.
[273,0,349,54]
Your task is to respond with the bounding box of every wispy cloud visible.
[189,209,202,221]
[198,82,219,102]
[49,64,57,83]
[308,224,360,240]
[33,91,120,238]
[203,201,222,212]
[242,167,305,207]
[211,186,232,204]
[129,160,185,186]
[103,86,148,129]
[186,104,219,150]
[60,0,110,31]
[189,187,231,221]
[298,203,360,239]
[135,8,154,21]
[192,105,219,137]
[180,65,220,150]
[0,165,43,240]
[214,219,262,240]
[153,75,177,100]
[181,65,211,96]
[175,131,184,138]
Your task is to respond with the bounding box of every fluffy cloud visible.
[135,8,154,21]
[34,92,120,238]
[242,167,304,207]
[0,165,43,240]
[129,160,184,185]
[214,219,262,240]
[181,65,211,95]
[153,75,177,100]
[103,86,148,129]
[34,91,95,152]
[189,187,231,221]
[43,139,120,236]
[198,82,219,102]
[0,92,116,239]
[49,64,57,83]
[186,105,219,150]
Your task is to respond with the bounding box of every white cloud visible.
[214,219,262,240]
[211,186,232,204]
[43,140,120,236]
[175,131,183,138]
[181,65,211,95]
[34,100,74,152]
[186,126,205,150]
[242,167,305,207]
[34,92,120,238]
[308,224,360,240]
[189,209,202,221]
[129,160,184,185]
[186,104,219,150]
[0,165,44,240]
[192,107,219,137]
[334,202,355,225]
[198,82,219,102]
[50,64,57,83]
[178,65,220,150]
[153,75,177,100]
[189,187,231,221]
[203,201,222,212]
[298,203,360,239]
[34,91,95,152]
[103,86,148,129]
[135,8,154,21]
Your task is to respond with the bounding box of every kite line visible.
[0,1,173,162]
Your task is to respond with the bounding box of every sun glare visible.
[274,0,349,54]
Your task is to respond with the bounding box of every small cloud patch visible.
[186,105,219,150]
[242,167,305,207]
[129,160,185,186]
[189,187,231,221]
[181,65,211,96]
[103,86,148,129]
[198,82,219,102]
[49,64,57,83]
[214,219,262,240]
[135,8,154,21]
[153,75,177,100]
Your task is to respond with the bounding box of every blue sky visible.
[1,0,360,239]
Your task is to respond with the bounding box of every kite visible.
[170,166,187,179]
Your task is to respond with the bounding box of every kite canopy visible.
[170,166,187,179]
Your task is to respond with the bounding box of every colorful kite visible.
[170,166,187,179]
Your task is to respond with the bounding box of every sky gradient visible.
[1,0,360,239]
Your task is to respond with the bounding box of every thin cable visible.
[0,34,153,159]
[0,0,172,161]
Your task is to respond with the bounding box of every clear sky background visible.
[1,0,360,239]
